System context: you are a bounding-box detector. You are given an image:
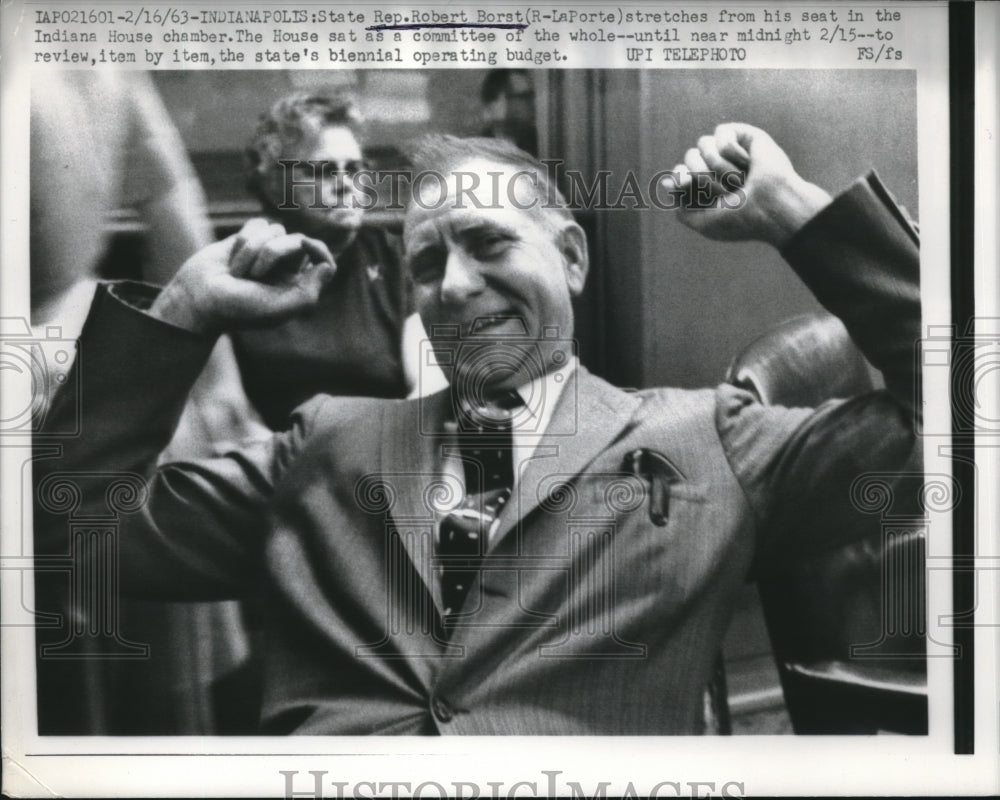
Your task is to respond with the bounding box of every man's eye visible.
[409,255,444,285]
[471,236,509,258]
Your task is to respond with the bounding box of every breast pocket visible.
[531,471,709,604]
[594,476,713,624]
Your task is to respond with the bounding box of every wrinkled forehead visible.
[403,157,551,238]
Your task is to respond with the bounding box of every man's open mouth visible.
[468,314,528,336]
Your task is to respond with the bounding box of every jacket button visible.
[430,694,454,723]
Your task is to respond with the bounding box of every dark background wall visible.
[638,69,916,389]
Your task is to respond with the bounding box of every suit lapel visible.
[379,390,450,614]
[492,367,643,546]
[377,372,641,607]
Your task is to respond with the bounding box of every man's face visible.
[404,157,587,396]
[268,124,365,248]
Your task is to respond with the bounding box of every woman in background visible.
[236,93,441,429]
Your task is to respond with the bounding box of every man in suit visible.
[34,123,919,734]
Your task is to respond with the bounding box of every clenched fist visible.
[667,123,832,248]
[151,218,336,334]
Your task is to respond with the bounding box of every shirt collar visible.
[511,356,578,437]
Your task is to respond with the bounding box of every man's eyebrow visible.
[451,221,518,239]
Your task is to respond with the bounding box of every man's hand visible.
[667,123,833,249]
[150,218,336,334]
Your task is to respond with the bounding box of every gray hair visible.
[245,93,362,207]
[406,134,572,226]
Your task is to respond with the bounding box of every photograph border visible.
[2,1,997,797]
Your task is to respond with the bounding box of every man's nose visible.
[439,251,486,304]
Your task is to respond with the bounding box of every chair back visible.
[727,313,874,406]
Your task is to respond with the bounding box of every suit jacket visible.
[34,173,920,735]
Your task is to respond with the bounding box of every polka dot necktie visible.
[439,391,522,625]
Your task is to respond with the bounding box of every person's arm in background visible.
[120,72,213,288]
[122,73,271,454]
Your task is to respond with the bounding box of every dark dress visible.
[232,227,412,429]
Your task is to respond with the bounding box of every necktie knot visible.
[453,388,524,433]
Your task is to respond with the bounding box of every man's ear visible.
[558,222,589,297]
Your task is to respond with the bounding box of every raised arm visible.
[670,122,919,415]
[34,222,336,598]
[149,217,336,333]
[670,121,833,248]
[670,123,921,560]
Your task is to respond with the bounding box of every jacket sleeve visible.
[33,282,314,600]
[716,173,921,567]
